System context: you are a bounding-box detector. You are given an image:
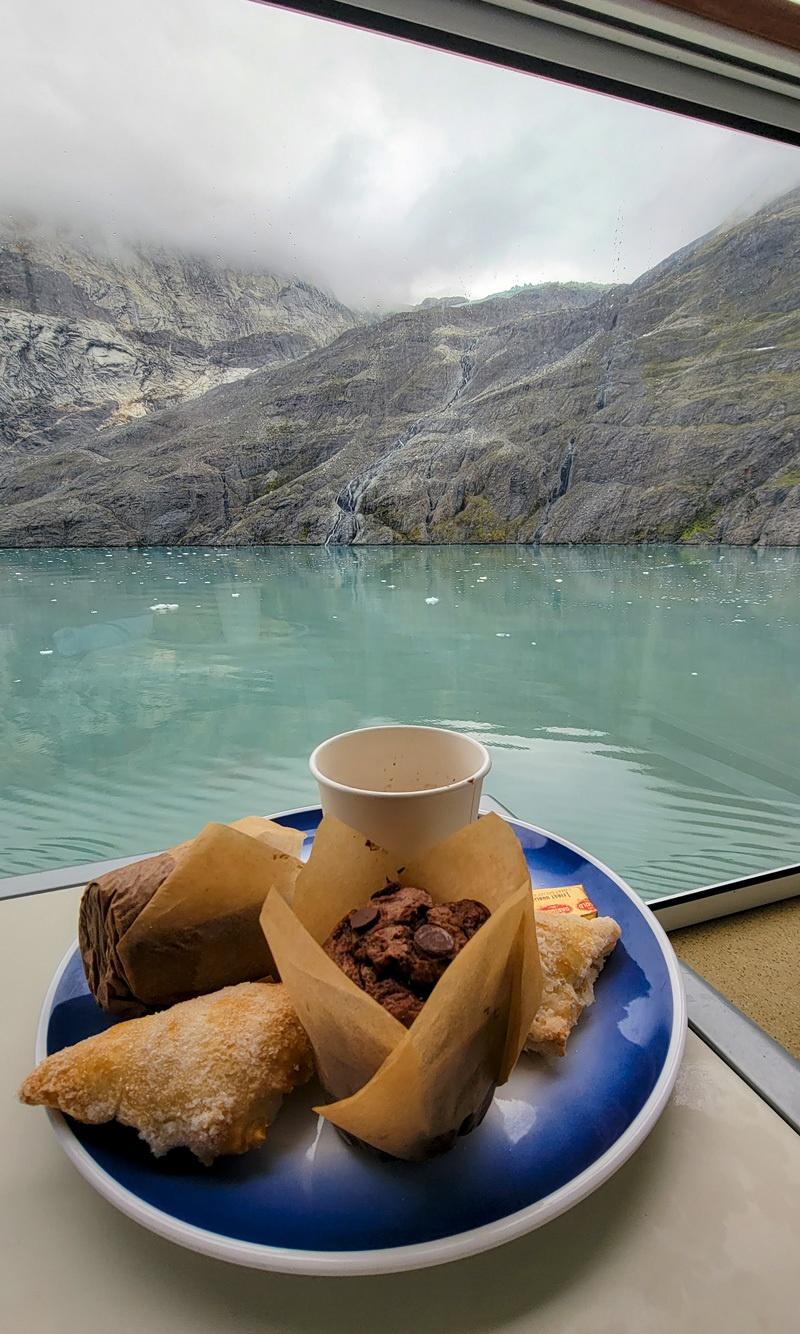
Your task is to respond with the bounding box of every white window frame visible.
[259,0,800,141]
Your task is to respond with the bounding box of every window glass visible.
[1,1,798,896]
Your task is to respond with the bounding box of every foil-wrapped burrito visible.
[261,812,542,1160]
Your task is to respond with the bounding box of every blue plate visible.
[37,809,685,1275]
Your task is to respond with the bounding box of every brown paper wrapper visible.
[169,815,304,863]
[261,812,542,1160]
[118,820,301,1006]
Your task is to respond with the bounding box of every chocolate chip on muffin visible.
[323,883,489,1027]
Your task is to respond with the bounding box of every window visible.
[1,0,798,906]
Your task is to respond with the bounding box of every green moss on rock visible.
[679,512,719,542]
[431,495,514,542]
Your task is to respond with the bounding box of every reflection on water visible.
[1,545,798,897]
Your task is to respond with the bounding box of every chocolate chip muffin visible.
[323,884,490,1026]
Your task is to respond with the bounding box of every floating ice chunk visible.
[39,649,53,655]
[231,593,240,598]
[425,596,439,605]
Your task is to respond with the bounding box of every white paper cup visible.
[309,725,491,858]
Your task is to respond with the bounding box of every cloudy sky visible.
[2,0,800,309]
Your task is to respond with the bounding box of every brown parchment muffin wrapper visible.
[169,815,303,864]
[80,818,302,1015]
[260,812,542,1160]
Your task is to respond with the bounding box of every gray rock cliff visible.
[0,226,357,452]
[1,195,798,546]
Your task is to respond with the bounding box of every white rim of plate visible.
[36,809,686,1278]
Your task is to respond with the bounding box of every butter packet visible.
[532,884,597,919]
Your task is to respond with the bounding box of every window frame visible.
[3,1,797,922]
[256,0,800,143]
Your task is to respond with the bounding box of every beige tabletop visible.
[2,887,798,1334]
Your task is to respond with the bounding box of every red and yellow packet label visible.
[531,884,597,919]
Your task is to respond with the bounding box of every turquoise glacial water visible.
[1,545,798,898]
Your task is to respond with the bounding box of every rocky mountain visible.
[417,296,469,309]
[0,225,358,452]
[1,193,799,546]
